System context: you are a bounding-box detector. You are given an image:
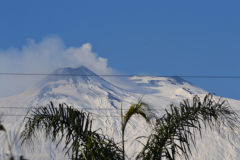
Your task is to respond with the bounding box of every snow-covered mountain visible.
[0,66,240,160]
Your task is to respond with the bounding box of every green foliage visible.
[0,123,6,132]
[122,101,151,132]
[121,101,152,160]
[0,116,6,133]
[137,94,240,160]
[20,102,123,160]
[0,118,28,160]
[18,94,240,160]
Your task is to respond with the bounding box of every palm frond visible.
[137,94,240,160]
[0,117,6,132]
[121,101,152,160]
[21,102,123,160]
[0,124,6,132]
[122,101,151,131]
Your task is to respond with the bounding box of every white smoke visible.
[0,36,113,97]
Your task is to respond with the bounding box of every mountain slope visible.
[0,66,239,160]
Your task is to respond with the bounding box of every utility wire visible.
[1,105,240,111]
[0,106,164,111]
[0,73,132,77]
[1,114,123,117]
[3,111,240,117]
[1,107,240,117]
[1,72,240,79]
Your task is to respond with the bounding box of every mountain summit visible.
[34,66,130,110]
[54,66,97,75]
[38,66,108,85]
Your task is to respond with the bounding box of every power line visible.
[0,107,30,109]
[3,111,240,117]
[0,73,132,77]
[1,107,240,117]
[1,114,123,117]
[0,106,164,111]
[1,114,26,117]
[1,72,240,79]
[1,106,240,112]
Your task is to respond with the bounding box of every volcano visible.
[0,66,240,160]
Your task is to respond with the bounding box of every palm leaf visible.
[0,124,6,132]
[0,117,6,132]
[21,102,123,160]
[122,101,151,131]
[121,101,152,160]
[137,94,240,160]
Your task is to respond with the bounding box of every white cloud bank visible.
[0,36,113,97]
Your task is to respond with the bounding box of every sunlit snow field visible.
[0,66,240,160]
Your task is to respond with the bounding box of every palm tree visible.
[0,121,6,132]
[20,102,123,160]
[19,94,240,160]
[0,118,27,160]
[137,94,240,160]
[0,118,13,160]
[121,101,152,160]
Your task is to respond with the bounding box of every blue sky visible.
[0,0,240,99]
